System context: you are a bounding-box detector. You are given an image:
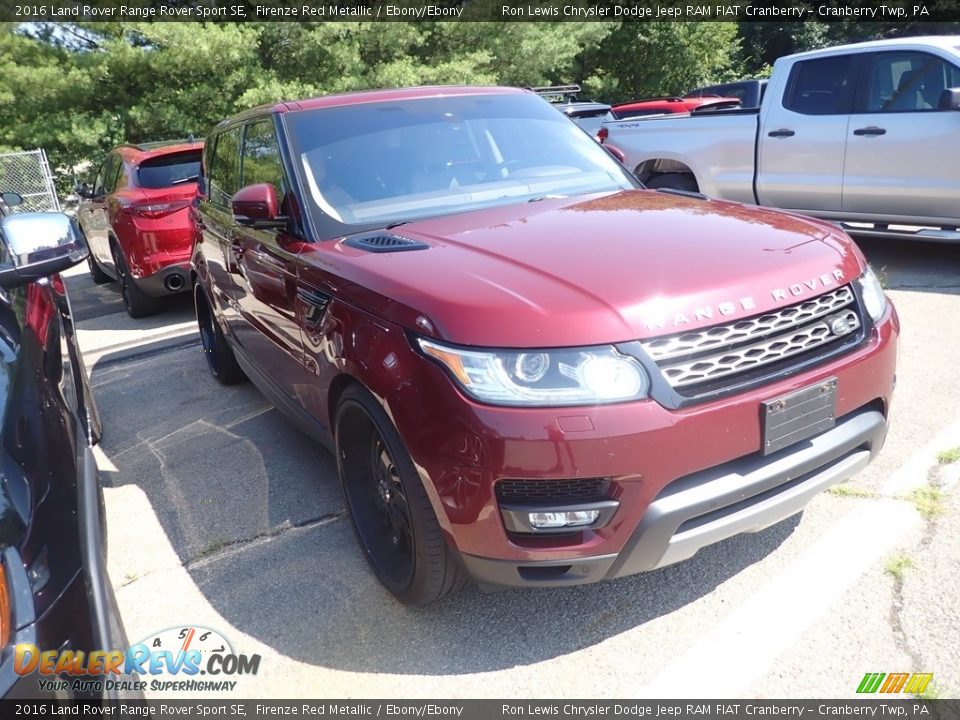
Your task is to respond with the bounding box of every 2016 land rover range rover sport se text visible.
[190,86,898,604]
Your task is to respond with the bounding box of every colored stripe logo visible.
[857,672,933,694]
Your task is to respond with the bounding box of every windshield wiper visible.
[385,220,411,230]
[171,175,200,185]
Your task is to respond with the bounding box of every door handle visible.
[853,127,886,136]
[767,129,795,138]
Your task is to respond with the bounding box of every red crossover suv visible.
[191,87,898,605]
[611,95,740,119]
[77,140,203,317]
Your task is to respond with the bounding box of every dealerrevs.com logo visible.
[14,625,261,693]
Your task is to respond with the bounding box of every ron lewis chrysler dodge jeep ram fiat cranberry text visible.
[190,86,898,605]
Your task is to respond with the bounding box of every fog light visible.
[528,510,600,529]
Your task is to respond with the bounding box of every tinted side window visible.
[93,154,120,196]
[864,51,960,112]
[208,127,242,207]
[241,120,285,192]
[784,56,857,115]
[106,155,125,192]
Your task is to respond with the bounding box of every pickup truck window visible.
[784,56,857,115]
[287,94,634,226]
[864,51,960,112]
[208,126,242,208]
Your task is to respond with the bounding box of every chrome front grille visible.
[641,286,860,389]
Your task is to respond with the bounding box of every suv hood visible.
[302,190,865,347]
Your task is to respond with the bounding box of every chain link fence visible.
[0,149,61,212]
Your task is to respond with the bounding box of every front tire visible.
[194,284,244,385]
[336,385,467,605]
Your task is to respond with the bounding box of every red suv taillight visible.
[131,200,191,218]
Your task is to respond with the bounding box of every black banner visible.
[3,0,959,23]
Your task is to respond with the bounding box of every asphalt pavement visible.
[62,237,960,699]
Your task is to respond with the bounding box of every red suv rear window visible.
[137,150,202,189]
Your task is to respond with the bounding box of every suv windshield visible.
[286,93,636,226]
[137,150,202,189]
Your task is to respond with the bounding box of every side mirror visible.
[0,213,89,289]
[939,88,960,110]
[232,183,287,229]
[1,192,23,208]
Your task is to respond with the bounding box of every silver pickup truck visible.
[604,36,960,242]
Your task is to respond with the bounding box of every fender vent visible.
[343,233,429,253]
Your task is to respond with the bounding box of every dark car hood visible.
[300,190,865,347]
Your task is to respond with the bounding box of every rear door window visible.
[784,55,858,115]
[207,128,242,207]
[138,150,202,188]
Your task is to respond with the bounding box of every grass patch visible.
[827,485,876,499]
[914,683,942,700]
[909,485,945,520]
[884,553,913,579]
[936,446,960,465]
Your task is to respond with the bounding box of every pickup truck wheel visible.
[87,254,111,284]
[113,247,162,318]
[194,285,244,385]
[336,385,467,605]
[646,173,699,192]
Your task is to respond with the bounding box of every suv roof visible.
[116,139,204,162]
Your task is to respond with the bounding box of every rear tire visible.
[87,254,111,284]
[194,284,244,385]
[646,173,699,192]
[336,385,467,605]
[112,246,162,319]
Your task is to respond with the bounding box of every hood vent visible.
[343,233,429,253]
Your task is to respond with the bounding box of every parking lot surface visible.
[64,237,960,698]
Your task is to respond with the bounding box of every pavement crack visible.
[184,510,347,570]
[887,464,949,674]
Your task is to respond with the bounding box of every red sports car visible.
[77,140,203,317]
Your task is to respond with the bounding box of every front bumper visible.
[386,308,898,589]
[461,405,886,588]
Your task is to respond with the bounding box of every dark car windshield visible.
[285,93,636,227]
[137,150,202,189]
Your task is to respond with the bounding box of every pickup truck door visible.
[841,50,960,221]
[756,54,859,212]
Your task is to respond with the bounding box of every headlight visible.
[417,338,649,406]
[858,267,888,323]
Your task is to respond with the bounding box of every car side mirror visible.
[0,213,89,289]
[232,183,287,229]
[1,192,23,209]
[938,88,960,110]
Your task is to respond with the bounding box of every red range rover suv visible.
[191,87,898,604]
[77,140,203,317]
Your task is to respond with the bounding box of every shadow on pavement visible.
[89,342,801,676]
[856,237,960,296]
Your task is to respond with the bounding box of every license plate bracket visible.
[762,378,837,456]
